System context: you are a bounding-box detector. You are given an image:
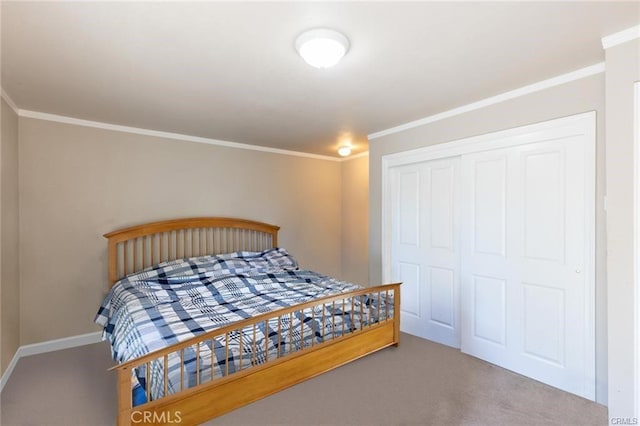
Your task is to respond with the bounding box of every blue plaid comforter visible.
[95,248,390,401]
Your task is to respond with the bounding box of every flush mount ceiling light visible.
[337,145,352,157]
[295,28,350,69]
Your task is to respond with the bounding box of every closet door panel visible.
[460,135,594,400]
[460,150,513,365]
[391,157,460,348]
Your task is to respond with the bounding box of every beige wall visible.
[368,73,608,404]
[18,118,347,345]
[1,98,20,375]
[341,155,369,286]
[604,39,639,418]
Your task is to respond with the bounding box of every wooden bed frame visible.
[104,217,400,426]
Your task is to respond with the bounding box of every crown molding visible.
[342,151,369,161]
[0,87,345,162]
[18,110,343,162]
[368,62,606,141]
[602,25,640,50]
[1,89,20,115]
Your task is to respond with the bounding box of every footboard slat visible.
[145,362,150,403]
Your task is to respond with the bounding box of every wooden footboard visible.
[113,283,400,426]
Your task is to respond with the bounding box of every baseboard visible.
[0,331,102,392]
[0,350,21,393]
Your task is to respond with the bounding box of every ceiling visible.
[2,2,639,158]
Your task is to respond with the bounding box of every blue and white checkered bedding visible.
[95,248,391,402]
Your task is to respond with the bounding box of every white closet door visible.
[460,136,594,399]
[391,157,460,348]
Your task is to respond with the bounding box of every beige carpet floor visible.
[0,333,606,426]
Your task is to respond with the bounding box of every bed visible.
[96,217,400,425]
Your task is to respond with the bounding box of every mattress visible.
[95,248,392,402]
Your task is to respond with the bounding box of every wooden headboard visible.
[104,217,280,287]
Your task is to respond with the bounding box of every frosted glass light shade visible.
[295,29,350,69]
[337,145,352,157]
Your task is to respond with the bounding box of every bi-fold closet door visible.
[388,113,595,400]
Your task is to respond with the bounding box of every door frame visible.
[381,110,596,393]
[634,82,640,418]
